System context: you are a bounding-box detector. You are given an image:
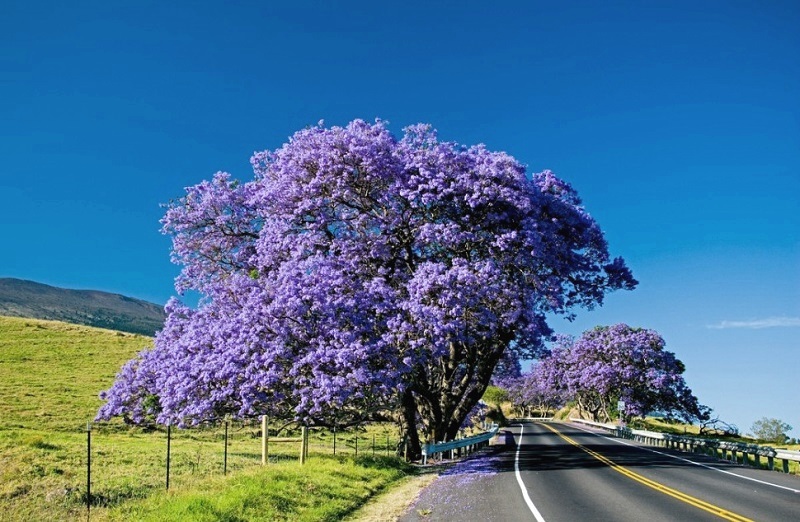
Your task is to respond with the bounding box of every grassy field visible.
[0,316,414,521]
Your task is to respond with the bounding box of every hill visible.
[0,278,165,335]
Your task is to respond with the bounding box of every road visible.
[399,421,800,521]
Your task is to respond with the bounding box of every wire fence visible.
[7,417,493,520]
[75,418,400,517]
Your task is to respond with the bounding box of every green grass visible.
[0,316,412,521]
[112,455,411,522]
[0,316,150,432]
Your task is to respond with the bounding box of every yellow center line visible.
[540,423,754,522]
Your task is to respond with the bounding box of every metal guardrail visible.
[570,418,800,474]
[422,423,499,465]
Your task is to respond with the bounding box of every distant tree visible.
[696,407,738,437]
[544,325,703,423]
[750,417,793,444]
[481,385,510,425]
[482,385,509,407]
[506,357,567,417]
[97,119,635,459]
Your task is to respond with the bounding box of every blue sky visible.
[2,1,798,437]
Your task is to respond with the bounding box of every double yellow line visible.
[541,423,753,522]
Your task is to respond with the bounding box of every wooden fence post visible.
[166,423,171,490]
[261,415,269,465]
[300,426,308,464]
[223,420,229,475]
[86,422,91,521]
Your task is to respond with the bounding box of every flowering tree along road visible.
[505,355,569,417]
[98,120,636,459]
[510,324,705,423]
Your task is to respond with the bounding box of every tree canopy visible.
[750,417,793,444]
[97,119,635,458]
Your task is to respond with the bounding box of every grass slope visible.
[0,316,413,521]
[0,316,149,432]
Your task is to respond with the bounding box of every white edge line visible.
[514,423,548,522]
[569,422,800,494]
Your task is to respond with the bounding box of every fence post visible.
[166,423,171,490]
[300,426,308,465]
[86,422,91,521]
[223,421,229,475]
[261,415,268,465]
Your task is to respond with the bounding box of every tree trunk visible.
[406,337,510,458]
[400,388,422,461]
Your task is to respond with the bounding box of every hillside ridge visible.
[0,277,165,335]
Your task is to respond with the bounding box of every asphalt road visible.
[400,421,800,521]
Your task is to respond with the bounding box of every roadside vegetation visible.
[107,455,412,521]
[0,316,416,521]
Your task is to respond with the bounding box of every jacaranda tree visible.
[506,356,568,417]
[97,119,636,459]
[542,324,704,423]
